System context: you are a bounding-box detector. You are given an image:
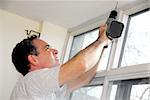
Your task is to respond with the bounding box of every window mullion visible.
[100,77,110,100]
[111,11,129,69]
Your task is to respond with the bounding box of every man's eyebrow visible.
[44,44,50,48]
[46,44,50,47]
[41,44,50,50]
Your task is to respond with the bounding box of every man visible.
[10,24,111,100]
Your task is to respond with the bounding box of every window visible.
[69,29,111,71]
[67,7,150,100]
[71,85,103,100]
[130,84,150,100]
[109,78,150,100]
[120,10,150,67]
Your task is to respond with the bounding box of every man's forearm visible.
[60,38,106,86]
[75,38,106,71]
[66,46,106,93]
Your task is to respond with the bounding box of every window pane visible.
[121,10,150,67]
[130,84,150,100]
[109,78,150,100]
[69,34,85,59]
[71,85,103,100]
[81,30,98,49]
[109,85,117,100]
[69,29,111,70]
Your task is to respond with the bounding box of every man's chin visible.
[56,60,60,65]
[54,63,60,67]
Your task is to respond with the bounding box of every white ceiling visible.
[0,0,147,29]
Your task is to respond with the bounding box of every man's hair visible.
[12,35,39,76]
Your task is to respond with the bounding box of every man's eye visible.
[45,47,50,51]
[46,47,50,51]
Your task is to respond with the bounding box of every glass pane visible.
[81,30,98,49]
[109,85,117,100]
[130,84,150,100]
[121,10,150,67]
[70,29,111,70]
[69,34,85,59]
[109,78,150,100]
[71,85,103,100]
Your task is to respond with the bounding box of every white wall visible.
[0,9,40,100]
[40,21,67,63]
[0,9,68,100]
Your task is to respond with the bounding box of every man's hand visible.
[98,24,111,47]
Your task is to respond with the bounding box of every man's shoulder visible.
[24,67,58,79]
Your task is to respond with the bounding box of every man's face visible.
[32,39,60,68]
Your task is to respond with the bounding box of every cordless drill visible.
[106,10,124,40]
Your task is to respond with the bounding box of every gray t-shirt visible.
[10,66,68,100]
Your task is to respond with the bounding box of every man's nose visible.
[52,49,58,55]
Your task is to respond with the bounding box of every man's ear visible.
[28,55,38,66]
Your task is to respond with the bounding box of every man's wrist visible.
[96,38,108,47]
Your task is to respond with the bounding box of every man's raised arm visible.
[59,24,111,86]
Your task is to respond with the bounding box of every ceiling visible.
[0,0,147,29]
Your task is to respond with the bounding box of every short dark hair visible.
[12,35,39,76]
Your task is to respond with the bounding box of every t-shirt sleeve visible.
[25,66,61,96]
